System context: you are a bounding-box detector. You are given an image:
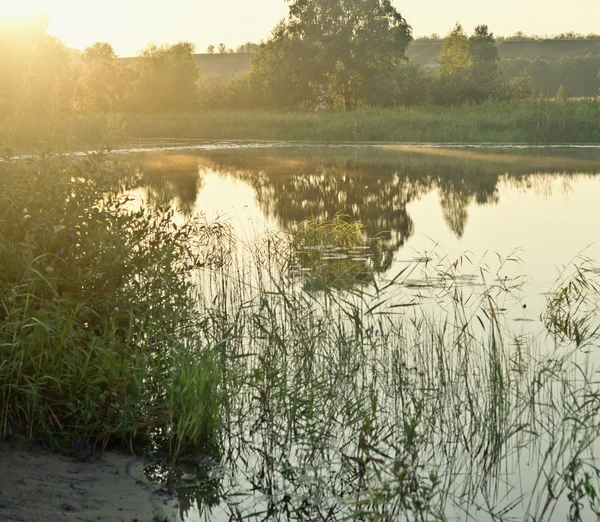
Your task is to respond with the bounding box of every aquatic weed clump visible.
[0,151,222,452]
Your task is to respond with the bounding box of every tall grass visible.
[6,100,600,151]
[170,229,600,521]
[0,152,224,454]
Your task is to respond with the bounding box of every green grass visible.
[4,100,600,152]
[0,153,223,455]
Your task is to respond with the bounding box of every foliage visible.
[556,84,570,102]
[438,23,472,84]
[248,0,412,109]
[505,70,535,101]
[131,42,201,112]
[0,153,222,452]
[503,54,600,97]
[469,25,502,96]
[435,23,504,104]
[1,11,599,128]
[236,42,259,53]
[74,42,134,112]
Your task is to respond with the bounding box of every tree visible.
[434,23,473,103]
[469,25,501,95]
[132,42,201,111]
[218,43,226,54]
[435,23,504,103]
[556,84,569,102]
[236,42,259,53]
[75,42,133,112]
[207,45,215,54]
[438,23,472,84]
[82,41,117,62]
[249,0,412,109]
[505,71,534,101]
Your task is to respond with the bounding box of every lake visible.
[120,143,600,521]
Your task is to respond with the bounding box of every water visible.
[118,143,600,521]
[125,143,600,314]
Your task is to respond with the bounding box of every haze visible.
[2,0,599,56]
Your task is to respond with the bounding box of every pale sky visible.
[1,0,599,56]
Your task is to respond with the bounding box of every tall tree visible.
[469,25,501,96]
[436,23,506,103]
[438,23,472,83]
[132,42,201,111]
[75,42,132,112]
[250,0,412,109]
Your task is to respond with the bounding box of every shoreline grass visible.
[4,100,600,152]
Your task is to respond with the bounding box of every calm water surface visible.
[126,143,600,316]
[121,143,600,521]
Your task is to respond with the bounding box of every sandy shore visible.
[0,441,179,522]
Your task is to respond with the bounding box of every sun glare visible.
[0,1,47,19]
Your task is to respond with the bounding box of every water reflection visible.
[123,145,600,521]
[123,145,600,257]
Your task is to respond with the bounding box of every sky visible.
[1,0,599,56]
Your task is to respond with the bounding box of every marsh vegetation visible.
[2,145,600,521]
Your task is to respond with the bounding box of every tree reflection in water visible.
[125,145,600,263]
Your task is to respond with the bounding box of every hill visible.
[407,39,600,66]
[189,40,600,84]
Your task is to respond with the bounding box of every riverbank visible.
[4,100,600,151]
[0,440,177,522]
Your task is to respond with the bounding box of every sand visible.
[0,441,179,522]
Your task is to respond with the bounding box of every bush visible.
[0,152,221,452]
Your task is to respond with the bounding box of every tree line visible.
[415,31,600,42]
[1,3,599,120]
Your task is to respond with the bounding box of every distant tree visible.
[236,42,259,53]
[434,23,472,103]
[132,42,201,111]
[365,62,431,107]
[438,23,472,83]
[505,71,534,100]
[82,41,117,62]
[249,0,412,109]
[413,33,442,42]
[502,55,600,97]
[207,45,215,54]
[75,42,133,112]
[468,25,502,98]
[556,84,569,102]
[218,43,226,54]
[435,23,507,103]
